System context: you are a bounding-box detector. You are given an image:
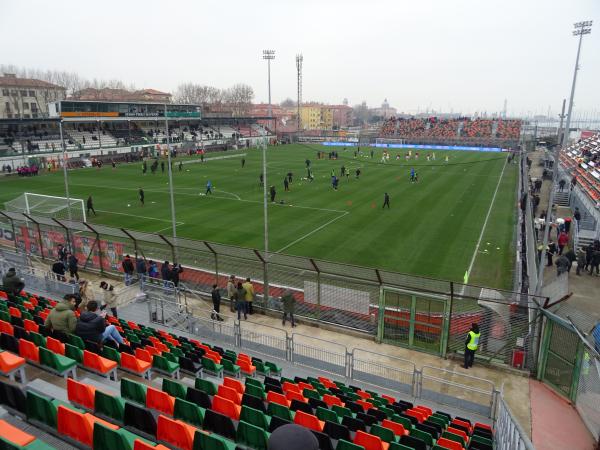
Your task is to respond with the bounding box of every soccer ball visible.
[127,204,131,207]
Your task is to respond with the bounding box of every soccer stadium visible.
[0,2,599,450]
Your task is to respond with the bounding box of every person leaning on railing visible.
[1,268,24,301]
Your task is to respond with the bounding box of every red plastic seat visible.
[405,409,425,423]
[57,405,94,447]
[323,394,344,408]
[157,415,196,450]
[267,390,290,407]
[0,419,35,447]
[0,291,7,300]
[283,382,301,394]
[0,352,26,373]
[415,405,432,417]
[381,394,395,404]
[223,377,245,395]
[317,376,336,389]
[451,418,472,433]
[217,384,241,405]
[286,390,307,403]
[134,440,171,450]
[83,350,118,375]
[354,430,389,450]
[19,339,39,363]
[447,426,469,443]
[356,399,373,411]
[204,351,221,364]
[146,386,175,416]
[212,395,241,421]
[23,319,39,333]
[474,422,493,433]
[294,410,324,432]
[356,390,371,400]
[67,378,96,410]
[298,382,314,392]
[381,419,408,436]
[8,307,21,318]
[46,337,65,356]
[127,321,141,330]
[121,352,152,375]
[135,348,153,363]
[437,437,464,450]
[154,342,170,353]
[0,320,14,336]
[237,359,256,376]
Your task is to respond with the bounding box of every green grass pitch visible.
[0,144,518,289]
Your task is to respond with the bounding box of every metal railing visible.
[494,395,535,450]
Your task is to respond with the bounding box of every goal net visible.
[4,193,86,222]
[375,138,407,146]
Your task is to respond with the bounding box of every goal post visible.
[4,193,87,222]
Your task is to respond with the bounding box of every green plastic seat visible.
[316,386,331,396]
[201,357,223,377]
[195,378,218,395]
[304,388,321,400]
[442,430,465,447]
[370,424,396,443]
[253,360,270,376]
[410,428,433,447]
[236,420,270,450]
[332,405,353,418]
[163,352,179,364]
[245,378,264,389]
[0,311,10,323]
[245,383,265,399]
[93,423,132,450]
[427,415,447,429]
[29,332,46,348]
[163,378,187,399]
[222,359,240,377]
[67,334,85,350]
[336,439,364,450]
[431,413,450,426]
[389,443,415,450]
[379,406,395,418]
[471,434,493,447]
[101,346,121,364]
[316,406,339,424]
[171,347,184,357]
[174,398,204,427]
[267,402,293,421]
[26,390,58,429]
[121,378,147,404]
[193,432,237,450]
[22,439,56,450]
[264,361,282,376]
[345,392,360,401]
[39,347,76,376]
[64,344,83,364]
[391,414,413,431]
[153,354,180,377]
[94,390,125,423]
[240,405,271,431]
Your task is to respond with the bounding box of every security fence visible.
[494,395,535,450]
[0,210,546,373]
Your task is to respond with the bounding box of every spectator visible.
[591,247,600,276]
[171,263,183,287]
[52,257,66,281]
[576,247,587,276]
[136,257,147,279]
[161,261,171,287]
[211,284,223,321]
[57,244,67,263]
[75,300,123,345]
[122,254,134,285]
[574,207,581,230]
[557,231,569,255]
[1,268,24,299]
[148,260,159,279]
[67,252,79,280]
[227,275,236,312]
[242,277,255,315]
[99,281,118,317]
[44,294,77,334]
[280,289,296,327]
[564,248,577,272]
[235,281,247,320]
[78,280,93,312]
[556,254,570,277]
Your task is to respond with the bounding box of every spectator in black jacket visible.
[67,252,79,280]
[51,258,66,281]
[170,264,183,287]
[121,254,134,285]
[161,261,171,287]
[75,300,123,345]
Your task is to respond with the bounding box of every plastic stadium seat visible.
[186,387,212,409]
[135,348,153,363]
[196,378,218,395]
[95,390,126,423]
[212,395,241,421]
[336,440,365,450]
[46,337,65,355]
[294,410,324,432]
[163,378,188,399]
[39,347,77,378]
[369,424,396,443]
[356,399,374,412]
[381,394,396,404]
[318,376,336,389]
[83,350,118,380]
[447,426,468,444]
[0,419,36,447]
[354,430,390,450]
[57,405,95,446]
[342,415,367,433]
[0,351,26,382]
[67,378,96,410]
[451,418,471,433]
[316,406,339,424]
[174,397,204,428]
[23,319,39,333]
[124,402,157,438]
[267,390,290,407]
[399,435,427,450]
[147,386,175,416]
[194,431,238,450]
[19,338,40,363]
[223,376,244,395]
[202,357,223,377]
[121,378,147,404]
[283,381,301,394]
[216,384,240,405]
[324,420,351,441]
[0,321,14,336]
[236,420,269,450]
[157,415,196,450]
[436,437,464,450]
[240,405,271,431]
[474,422,492,433]
[286,390,307,404]
[134,439,171,450]
[405,409,425,423]
[323,394,344,408]
[120,352,152,379]
[415,405,432,416]
[356,390,371,400]
[0,333,19,354]
[204,408,237,441]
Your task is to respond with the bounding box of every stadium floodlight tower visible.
[58,120,72,222]
[562,21,592,146]
[261,49,275,307]
[164,104,178,261]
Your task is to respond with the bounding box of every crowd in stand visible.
[379,117,522,140]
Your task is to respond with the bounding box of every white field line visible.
[181,153,247,165]
[275,211,350,254]
[464,157,508,286]
[95,209,184,225]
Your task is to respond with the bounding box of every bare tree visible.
[225,83,254,116]
[280,98,296,107]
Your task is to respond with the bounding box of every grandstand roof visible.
[0,74,65,90]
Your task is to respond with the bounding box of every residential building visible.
[0,73,66,119]
[71,87,172,103]
[369,99,397,119]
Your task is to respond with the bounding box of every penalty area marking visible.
[275,211,349,254]
[95,209,184,225]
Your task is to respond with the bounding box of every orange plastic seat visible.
[205,351,221,364]
[154,342,170,353]
[147,386,175,415]
[447,426,469,443]
[317,376,336,389]
[474,422,493,433]
[356,390,371,400]
[283,382,301,394]
[135,348,153,363]
[354,430,389,450]
[298,382,314,392]
[286,390,307,403]
[127,321,141,330]
[405,409,425,423]
[437,437,464,450]
[57,405,94,446]
[267,390,290,407]
[8,307,21,318]
[46,337,65,356]
[323,394,344,408]
[83,350,118,376]
[356,399,374,411]
[0,320,14,336]
[0,419,35,446]
[67,378,96,410]
[237,352,251,361]
[0,351,25,372]
[415,405,432,416]
[223,376,245,395]
[217,384,241,405]
[0,291,7,299]
[19,338,39,363]
[294,410,324,432]
[121,352,152,375]
[381,394,395,404]
[134,440,171,450]
[85,413,120,431]
[452,418,472,433]
[237,359,256,376]
[145,345,162,357]
[212,395,241,421]
[23,319,39,333]
[157,415,196,450]
[382,419,408,436]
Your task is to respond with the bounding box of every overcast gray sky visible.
[1,0,598,116]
